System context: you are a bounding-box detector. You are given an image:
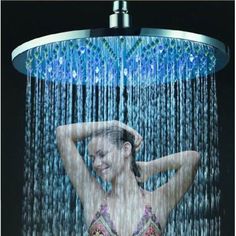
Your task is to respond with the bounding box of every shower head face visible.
[12,28,229,86]
[23,36,216,85]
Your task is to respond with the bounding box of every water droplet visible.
[108,73,113,80]
[95,67,99,74]
[151,41,155,48]
[155,38,160,44]
[189,54,194,62]
[25,59,32,68]
[159,45,164,53]
[120,36,125,42]
[195,45,200,53]
[55,44,59,51]
[123,68,128,76]
[72,70,77,78]
[59,57,63,65]
[69,41,74,49]
[80,47,85,54]
[135,56,140,63]
[47,66,52,73]
[170,39,176,47]
[34,51,39,59]
[169,47,174,55]
[204,50,209,56]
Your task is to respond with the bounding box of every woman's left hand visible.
[134,133,143,152]
[112,120,143,152]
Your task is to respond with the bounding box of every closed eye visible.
[97,150,109,159]
[89,150,110,161]
[98,153,105,158]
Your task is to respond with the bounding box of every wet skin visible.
[88,137,127,182]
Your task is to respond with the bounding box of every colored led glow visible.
[26,36,216,85]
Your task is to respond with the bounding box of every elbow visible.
[185,150,200,166]
[56,125,66,144]
[56,125,76,144]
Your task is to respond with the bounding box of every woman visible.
[56,120,200,236]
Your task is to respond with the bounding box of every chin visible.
[101,176,111,182]
[100,173,112,182]
[97,169,113,182]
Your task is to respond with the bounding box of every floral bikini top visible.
[88,203,162,236]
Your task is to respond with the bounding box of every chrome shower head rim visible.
[12,27,230,76]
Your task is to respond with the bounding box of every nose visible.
[93,157,102,169]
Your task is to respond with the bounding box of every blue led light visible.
[26,36,216,85]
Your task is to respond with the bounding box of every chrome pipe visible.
[109,1,131,28]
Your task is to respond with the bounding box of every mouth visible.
[97,166,110,175]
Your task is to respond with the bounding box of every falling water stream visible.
[23,36,219,235]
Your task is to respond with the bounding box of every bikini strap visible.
[139,188,162,232]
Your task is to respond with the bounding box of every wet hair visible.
[91,126,141,177]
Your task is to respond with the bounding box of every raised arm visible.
[56,120,142,205]
[56,121,115,206]
[138,151,200,214]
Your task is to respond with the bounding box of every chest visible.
[108,201,145,235]
[87,199,163,236]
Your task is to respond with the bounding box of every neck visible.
[110,163,139,201]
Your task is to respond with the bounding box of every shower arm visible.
[109,0,131,28]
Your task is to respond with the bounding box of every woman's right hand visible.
[111,120,143,152]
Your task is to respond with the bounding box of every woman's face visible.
[88,136,126,181]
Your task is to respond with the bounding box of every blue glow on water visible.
[22,36,220,235]
[26,36,216,85]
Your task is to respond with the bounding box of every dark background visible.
[2,1,234,235]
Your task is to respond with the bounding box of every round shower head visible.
[11,2,230,85]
